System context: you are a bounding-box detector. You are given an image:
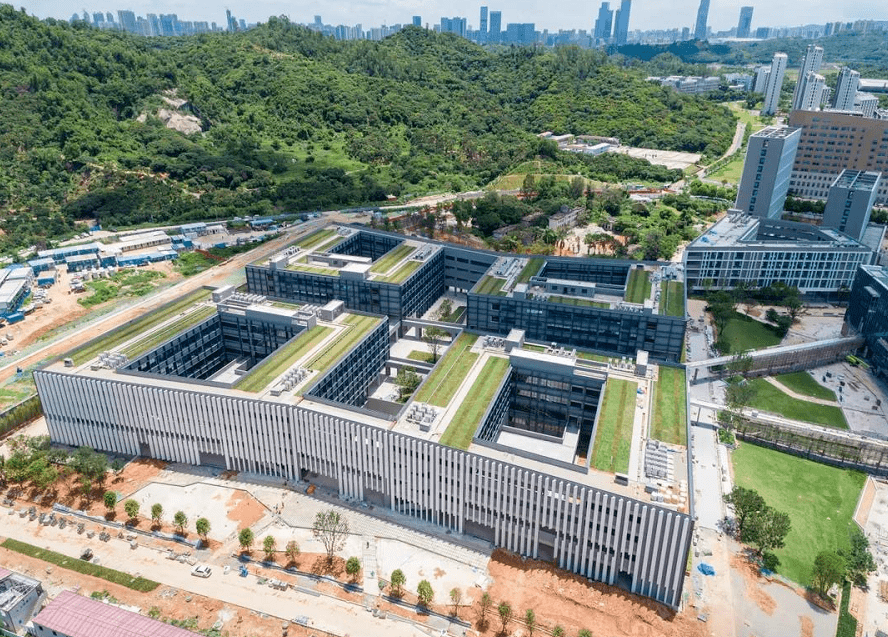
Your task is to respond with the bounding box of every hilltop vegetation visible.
[0,6,734,253]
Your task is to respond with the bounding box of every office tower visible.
[833,67,860,111]
[613,0,631,45]
[412,16,421,27]
[796,72,826,112]
[762,52,788,116]
[105,12,114,24]
[479,6,488,41]
[117,10,137,33]
[146,13,160,35]
[694,0,709,40]
[594,2,613,41]
[503,23,536,45]
[226,9,236,31]
[92,12,104,24]
[238,19,246,30]
[791,45,824,111]
[81,11,90,24]
[736,126,802,219]
[737,7,753,38]
[440,17,467,38]
[681,27,690,41]
[488,11,502,43]
[755,26,770,39]
[822,170,881,241]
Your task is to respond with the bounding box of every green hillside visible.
[0,7,735,254]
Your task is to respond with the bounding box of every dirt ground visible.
[731,553,777,615]
[226,490,267,528]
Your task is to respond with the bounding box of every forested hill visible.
[0,6,734,253]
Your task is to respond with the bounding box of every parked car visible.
[191,564,212,578]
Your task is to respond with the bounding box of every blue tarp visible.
[698,563,715,576]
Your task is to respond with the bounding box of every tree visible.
[103,491,117,513]
[195,517,210,544]
[123,499,139,522]
[840,527,876,588]
[263,535,277,561]
[79,476,93,502]
[438,299,453,321]
[394,366,421,401]
[346,556,361,582]
[70,447,108,483]
[173,510,187,534]
[26,456,57,492]
[811,550,846,597]
[417,579,434,606]
[725,378,755,414]
[478,591,492,623]
[723,486,766,538]
[390,569,406,596]
[312,510,349,564]
[449,587,462,617]
[569,176,586,200]
[285,540,300,566]
[151,503,163,526]
[497,601,513,634]
[524,608,536,636]
[238,527,254,552]
[745,506,791,555]
[784,288,803,322]
[423,327,449,363]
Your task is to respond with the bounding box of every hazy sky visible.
[17,0,888,33]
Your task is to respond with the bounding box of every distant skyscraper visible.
[479,6,488,41]
[440,17,467,38]
[791,45,824,111]
[736,126,802,219]
[105,12,114,23]
[488,10,502,43]
[832,67,860,111]
[762,52,788,116]
[593,2,613,41]
[92,11,104,24]
[613,0,631,46]
[736,7,753,38]
[226,9,236,31]
[694,0,709,40]
[117,10,137,33]
[412,16,421,27]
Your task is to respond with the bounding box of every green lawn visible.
[370,244,415,274]
[407,350,436,363]
[440,357,511,449]
[122,305,217,360]
[706,154,745,185]
[236,326,332,392]
[1,538,160,592]
[414,333,479,406]
[732,442,866,585]
[286,261,339,276]
[68,288,212,365]
[746,378,847,428]
[376,259,421,283]
[661,281,685,318]
[625,269,651,304]
[719,312,783,353]
[297,228,336,249]
[774,371,836,402]
[652,366,687,445]
[548,296,608,308]
[474,276,507,296]
[591,378,637,473]
[307,315,381,373]
[516,258,544,284]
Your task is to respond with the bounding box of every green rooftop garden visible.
[370,244,415,275]
[625,268,651,304]
[67,288,212,365]
[474,275,507,296]
[439,356,510,450]
[660,281,685,318]
[516,258,544,284]
[414,333,479,406]
[296,228,337,249]
[548,295,608,308]
[122,305,218,360]
[306,314,381,373]
[236,325,333,393]
[376,259,421,283]
[651,366,687,445]
[590,378,637,474]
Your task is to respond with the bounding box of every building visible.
[833,67,860,111]
[0,279,29,313]
[736,6,753,38]
[0,568,44,633]
[593,2,613,41]
[845,265,888,377]
[548,207,580,231]
[796,72,827,111]
[684,213,875,297]
[822,170,882,242]
[488,11,502,42]
[735,126,801,219]
[412,16,421,26]
[854,93,880,118]
[787,109,888,203]
[753,65,770,93]
[503,23,537,45]
[29,590,198,637]
[762,53,788,115]
[479,6,488,41]
[613,0,631,45]
[694,0,709,40]
[791,45,824,112]
[439,17,467,38]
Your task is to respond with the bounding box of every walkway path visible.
[763,376,837,406]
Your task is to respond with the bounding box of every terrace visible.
[306,314,383,374]
[235,325,333,393]
[413,333,479,406]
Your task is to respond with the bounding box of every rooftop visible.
[752,125,801,140]
[832,169,882,191]
[687,212,871,250]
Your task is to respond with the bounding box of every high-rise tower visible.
[791,45,824,111]
[594,2,614,41]
[613,0,631,46]
[737,6,754,38]
[488,11,502,43]
[694,0,710,40]
[762,52,788,116]
[479,6,488,42]
[832,67,860,111]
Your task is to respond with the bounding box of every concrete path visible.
[763,376,837,406]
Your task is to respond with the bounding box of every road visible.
[0,221,326,383]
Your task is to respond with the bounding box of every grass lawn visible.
[590,378,637,473]
[440,357,510,449]
[307,315,380,373]
[376,259,421,283]
[68,288,212,365]
[439,306,466,323]
[122,305,217,360]
[719,312,783,353]
[732,442,866,585]
[774,371,836,402]
[286,261,339,276]
[746,378,847,428]
[661,281,685,318]
[297,228,336,249]
[517,258,544,284]
[652,367,687,445]
[474,276,507,296]
[1,538,160,592]
[707,154,745,185]
[548,296,608,308]
[625,269,651,304]
[236,326,332,392]
[371,244,414,274]
[407,350,436,363]
[414,333,479,406]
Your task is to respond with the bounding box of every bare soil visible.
[226,490,267,527]
[731,553,777,616]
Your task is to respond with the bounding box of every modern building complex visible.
[35,226,693,609]
[787,109,888,203]
[735,126,802,219]
[736,6,754,38]
[693,0,709,40]
[684,212,877,296]
[823,170,882,242]
[762,52,788,115]
[0,568,44,633]
[846,265,888,378]
[791,45,825,112]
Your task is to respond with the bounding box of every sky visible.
[17,0,888,33]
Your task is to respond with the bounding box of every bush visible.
[761,551,780,572]
[836,582,857,637]
[718,428,736,445]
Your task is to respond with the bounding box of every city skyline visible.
[18,0,888,34]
